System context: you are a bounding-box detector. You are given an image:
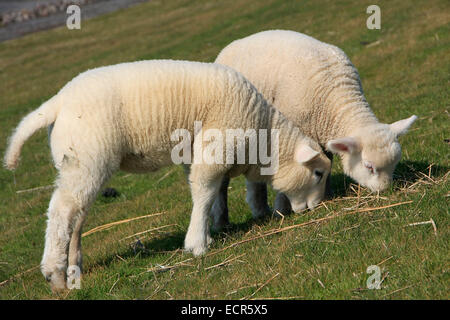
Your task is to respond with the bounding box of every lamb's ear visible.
[294,145,320,164]
[326,137,360,154]
[390,115,417,137]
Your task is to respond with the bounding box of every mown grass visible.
[0,0,448,299]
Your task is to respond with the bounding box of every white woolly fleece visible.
[216,30,417,191]
[4,60,331,290]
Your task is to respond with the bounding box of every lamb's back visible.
[51,60,267,167]
[216,30,374,143]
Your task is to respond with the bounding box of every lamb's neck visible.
[245,106,300,183]
[315,85,380,142]
[270,106,301,150]
[268,106,302,173]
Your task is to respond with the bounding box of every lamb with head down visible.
[213,30,417,225]
[4,59,331,291]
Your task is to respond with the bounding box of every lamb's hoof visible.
[207,234,213,246]
[210,207,230,232]
[192,246,208,256]
[252,206,272,220]
[273,209,290,219]
[42,267,67,293]
[273,204,293,218]
[102,187,120,198]
[184,237,208,256]
[211,220,230,232]
[184,244,208,257]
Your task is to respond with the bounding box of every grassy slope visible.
[0,0,448,299]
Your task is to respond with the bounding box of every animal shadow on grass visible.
[88,160,448,271]
[87,213,268,272]
[329,172,351,198]
[393,160,448,186]
[85,230,187,273]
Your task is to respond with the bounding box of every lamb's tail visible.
[4,96,60,170]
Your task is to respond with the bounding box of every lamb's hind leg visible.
[41,188,80,291]
[41,158,112,291]
[66,209,86,287]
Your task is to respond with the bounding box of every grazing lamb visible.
[4,60,331,291]
[212,29,417,224]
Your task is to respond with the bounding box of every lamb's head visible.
[327,115,417,191]
[271,140,331,212]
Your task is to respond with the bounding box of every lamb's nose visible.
[307,201,319,210]
[292,202,307,213]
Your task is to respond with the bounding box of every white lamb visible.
[213,30,417,220]
[4,60,331,291]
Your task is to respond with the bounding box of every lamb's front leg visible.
[185,167,222,256]
[210,176,230,231]
[185,165,230,232]
[274,192,292,217]
[324,150,334,199]
[246,180,272,219]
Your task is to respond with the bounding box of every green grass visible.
[0,0,448,299]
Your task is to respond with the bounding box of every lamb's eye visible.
[314,169,323,181]
[364,161,375,174]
